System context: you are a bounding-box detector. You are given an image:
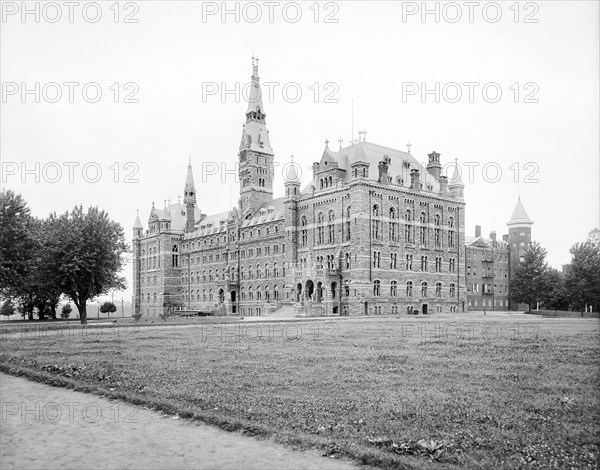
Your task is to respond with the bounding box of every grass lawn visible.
[1,313,599,469]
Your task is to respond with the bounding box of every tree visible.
[61,303,73,319]
[509,241,550,312]
[44,206,127,324]
[100,301,117,316]
[0,299,15,317]
[564,232,600,312]
[541,268,569,311]
[0,190,35,297]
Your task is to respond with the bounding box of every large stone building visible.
[132,60,468,317]
[465,197,534,311]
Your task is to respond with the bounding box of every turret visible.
[448,159,465,199]
[148,202,158,233]
[159,201,171,232]
[506,196,534,310]
[349,143,369,179]
[284,156,301,199]
[133,210,143,239]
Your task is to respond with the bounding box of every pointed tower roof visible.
[506,197,534,227]
[246,56,265,116]
[133,210,143,229]
[284,156,300,183]
[448,158,465,187]
[184,156,195,192]
[148,202,158,221]
[183,157,197,205]
[350,141,368,164]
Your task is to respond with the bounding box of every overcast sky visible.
[1,1,598,301]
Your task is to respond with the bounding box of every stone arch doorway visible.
[230,290,237,314]
[218,289,225,303]
[316,281,323,302]
[305,280,314,301]
[296,283,303,302]
[331,281,337,299]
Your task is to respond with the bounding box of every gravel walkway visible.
[0,373,356,470]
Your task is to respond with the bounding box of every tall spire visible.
[238,58,275,214]
[184,156,196,204]
[246,56,265,120]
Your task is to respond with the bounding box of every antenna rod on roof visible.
[351,99,354,145]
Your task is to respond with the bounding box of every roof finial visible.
[325,139,329,149]
[338,137,343,149]
[177,195,181,204]
[188,154,191,167]
[407,141,412,154]
[291,154,294,161]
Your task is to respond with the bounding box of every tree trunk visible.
[27,309,34,321]
[528,303,532,313]
[50,304,57,320]
[78,302,87,324]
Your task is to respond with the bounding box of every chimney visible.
[475,225,481,238]
[426,151,442,180]
[439,175,448,196]
[490,231,497,243]
[378,159,389,183]
[410,169,420,190]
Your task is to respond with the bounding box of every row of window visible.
[467,266,508,278]
[374,253,457,273]
[182,263,288,283]
[373,281,457,298]
[468,283,508,294]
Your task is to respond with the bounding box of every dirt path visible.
[0,373,356,470]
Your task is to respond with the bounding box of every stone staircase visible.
[265,303,296,318]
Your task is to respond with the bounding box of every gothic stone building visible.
[132,60,468,317]
[465,197,534,311]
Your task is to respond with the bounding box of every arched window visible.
[345,206,352,241]
[373,280,381,296]
[256,265,261,279]
[449,283,456,298]
[264,263,269,278]
[273,262,278,277]
[203,289,206,301]
[406,281,413,297]
[436,282,442,297]
[421,282,428,297]
[372,205,381,240]
[327,210,335,243]
[405,210,413,243]
[301,216,308,247]
[317,212,325,244]
[391,280,398,297]
[389,207,397,241]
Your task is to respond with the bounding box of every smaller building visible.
[465,197,534,311]
[465,226,510,310]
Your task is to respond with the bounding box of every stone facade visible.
[132,60,468,317]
